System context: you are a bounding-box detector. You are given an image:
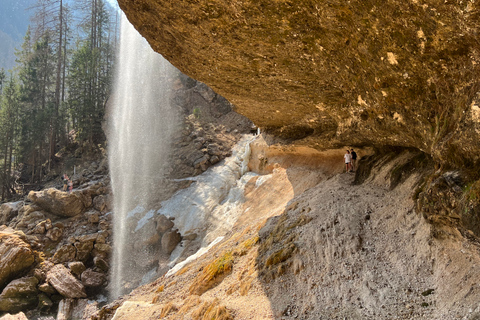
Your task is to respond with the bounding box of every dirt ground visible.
[106,146,480,320]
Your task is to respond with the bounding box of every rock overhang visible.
[118,0,480,168]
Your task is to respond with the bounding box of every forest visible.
[0,0,117,201]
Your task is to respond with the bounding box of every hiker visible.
[68,179,73,193]
[344,150,352,173]
[62,174,69,191]
[351,149,357,172]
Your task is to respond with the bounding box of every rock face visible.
[118,0,480,167]
[0,227,35,290]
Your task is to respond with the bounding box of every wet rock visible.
[0,277,39,313]
[161,230,182,254]
[46,264,87,299]
[28,188,92,217]
[0,227,35,289]
[81,269,105,288]
[68,262,86,278]
[0,312,28,320]
[183,232,197,241]
[155,214,174,233]
[52,244,76,264]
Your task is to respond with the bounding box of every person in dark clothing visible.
[350,149,357,172]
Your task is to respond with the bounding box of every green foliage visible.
[0,0,117,197]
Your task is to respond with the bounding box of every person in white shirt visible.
[344,150,352,173]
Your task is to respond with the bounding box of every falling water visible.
[108,15,177,299]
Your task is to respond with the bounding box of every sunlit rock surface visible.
[118,0,480,167]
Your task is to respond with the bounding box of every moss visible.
[189,251,234,296]
[265,243,296,267]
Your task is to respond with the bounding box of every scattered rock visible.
[156,214,174,233]
[0,227,35,290]
[0,202,21,225]
[46,227,63,242]
[161,230,182,254]
[93,257,109,272]
[28,188,91,217]
[52,244,76,264]
[81,269,106,288]
[38,283,57,295]
[46,264,87,299]
[68,262,86,278]
[0,277,39,313]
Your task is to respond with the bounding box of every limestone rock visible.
[46,264,87,298]
[0,227,35,290]
[28,188,91,217]
[161,230,182,254]
[0,312,28,320]
[118,0,480,168]
[80,269,105,288]
[0,202,21,225]
[0,277,38,313]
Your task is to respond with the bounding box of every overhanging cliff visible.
[118,0,480,167]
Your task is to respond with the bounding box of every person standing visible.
[62,174,69,191]
[344,150,352,173]
[351,149,357,172]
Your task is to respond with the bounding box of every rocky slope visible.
[87,138,480,320]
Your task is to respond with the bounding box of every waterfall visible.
[108,15,177,300]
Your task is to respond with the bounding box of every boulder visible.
[0,312,28,320]
[46,226,63,242]
[68,261,86,278]
[46,264,87,299]
[0,277,38,313]
[28,188,92,217]
[80,269,105,288]
[0,202,21,225]
[93,195,107,212]
[0,228,35,290]
[93,257,109,272]
[74,240,94,262]
[52,244,76,264]
[155,214,174,233]
[161,230,182,254]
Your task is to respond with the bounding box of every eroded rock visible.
[46,264,87,299]
[0,227,35,290]
[0,277,38,313]
[28,188,91,217]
